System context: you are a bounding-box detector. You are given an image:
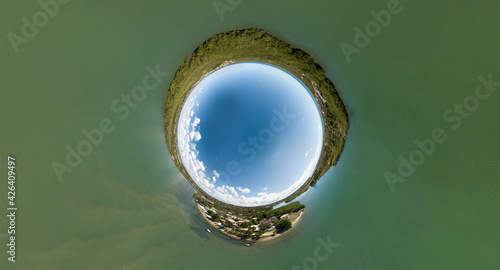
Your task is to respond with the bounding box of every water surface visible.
[0,1,498,269]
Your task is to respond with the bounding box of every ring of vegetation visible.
[165,28,349,209]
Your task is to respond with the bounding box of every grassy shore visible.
[165,28,349,208]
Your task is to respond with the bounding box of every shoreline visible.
[196,202,304,244]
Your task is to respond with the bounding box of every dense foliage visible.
[195,193,304,219]
[274,219,292,233]
[261,202,305,219]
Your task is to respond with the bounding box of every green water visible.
[1,0,499,269]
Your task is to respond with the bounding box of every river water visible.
[0,0,499,269]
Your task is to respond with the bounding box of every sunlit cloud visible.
[237,187,251,194]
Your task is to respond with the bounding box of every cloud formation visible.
[237,187,251,194]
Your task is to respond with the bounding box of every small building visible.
[270,216,277,222]
[259,220,272,228]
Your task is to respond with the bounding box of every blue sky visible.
[177,63,323,206]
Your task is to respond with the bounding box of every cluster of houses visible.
[198,204,290,234]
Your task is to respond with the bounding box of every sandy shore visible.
[196,203,304,243]
[196,204,245,242]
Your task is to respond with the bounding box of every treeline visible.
[260,201,305,219]
[194,192,304,219]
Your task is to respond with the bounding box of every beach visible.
[196,203,305,243]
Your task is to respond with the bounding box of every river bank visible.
[196,200,305,243]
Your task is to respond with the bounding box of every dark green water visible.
[0,0,499,269]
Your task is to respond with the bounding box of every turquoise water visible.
[177,62,323,207]
[0,0,499,269]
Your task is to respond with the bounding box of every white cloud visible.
[213,170,220,178]
[190,143,197,152]
[237,187,251,194]
[193,131,201,141]
[192,117,200,126]
[227,186,239,197]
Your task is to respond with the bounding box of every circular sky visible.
[177,62,323,207]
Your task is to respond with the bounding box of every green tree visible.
[274,219,292,233]
[240,222,251,228]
